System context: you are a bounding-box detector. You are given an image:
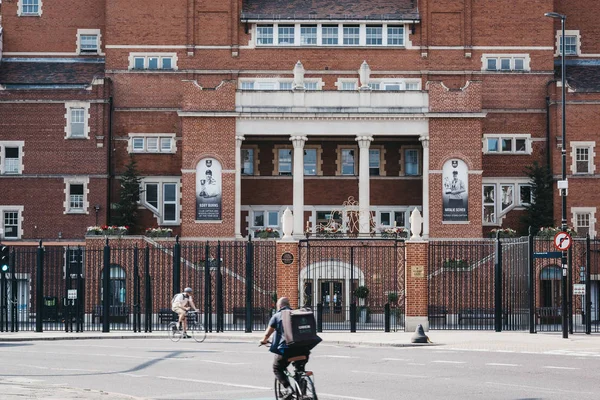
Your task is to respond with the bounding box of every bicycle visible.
[260,343,318,400]
[167,310,206,343]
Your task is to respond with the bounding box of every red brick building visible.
[0,0,598,244]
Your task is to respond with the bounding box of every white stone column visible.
[356,135,373,234]
[235,135,245,238]
[419,135,430,239]
[291,135,307,238]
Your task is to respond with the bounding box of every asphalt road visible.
[0,338,598,400]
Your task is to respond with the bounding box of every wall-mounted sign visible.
[411,265,425,278]
[442,159,469,222]
[281,252,294,265]
[196,158,222,221]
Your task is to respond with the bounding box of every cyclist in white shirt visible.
[171,287,197,338]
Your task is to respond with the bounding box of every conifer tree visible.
[112,156,142,230]
[521,161,554,235]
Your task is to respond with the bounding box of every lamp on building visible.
[94,204,101,226]
[545,11,568,339]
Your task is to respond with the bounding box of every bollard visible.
[411,324,430,344]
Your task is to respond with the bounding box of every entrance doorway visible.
[320,280,344,322]
[540,266,562,324]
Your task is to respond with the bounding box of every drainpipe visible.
[106,78,114,225]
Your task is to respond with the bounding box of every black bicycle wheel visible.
[274,378,285,399]
[300,375,317,400]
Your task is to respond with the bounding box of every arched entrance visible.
[540,265,562,324]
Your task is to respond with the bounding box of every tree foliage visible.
[521,161,554,235]
[112,156,142,230]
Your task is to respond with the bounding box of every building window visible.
[0,142,24,175]
[366,26,383,45]
[278,148,292,176]
[572,207,596,238]
[483,185,496,224]
[501,184,514,212]
[64,177,89,214]
[369,149,380,176]
[343,26,360,45]
[145,183,159,211]
[278,25,295,45]
[65,102,90,139]
[483,135,531,154]
[556,30,581,56]
[128,53,177,70]
[300,25,317,45]
[239,79,320,91]
[253,210,279,227]
[378,210,406,228]
[570,142,595,175]
[404,148,420,176]
[339,81,357,91]
[304,149,317,176]
[141,180,180,224]
[77,30,101,55]
[257,25,274,45]
[128,134,176,154]
[163,183,177,223]
[387,26,404,45]
[483,54,530,72]
[340,149,355,175]
[242,148,255,175]
[519,184,532,206]
[322,25,338,45]
[19,0,41,16]
[2,209,22,239]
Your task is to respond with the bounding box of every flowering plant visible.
[379,226,408,238]
[537,226,577,238]
[316,224,343,237]
[489,227,517,238]
[254,227,280,239]
[86,225,128,236]
[145,227,173,238]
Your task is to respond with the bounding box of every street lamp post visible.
[545,11,568,339]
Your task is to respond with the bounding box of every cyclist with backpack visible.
[171,287,197,339]
[260,297,321,400]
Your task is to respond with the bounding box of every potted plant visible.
[387,292,402,327]
[489,227,517,238]
[85,226,103,236]
[536,226,577,239]
[145,227,173,238]
[380,226,408,239]
[254,228,280,239]
[354,285,370,323]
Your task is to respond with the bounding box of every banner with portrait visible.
[196,158,222,220]
[442,159,468,222]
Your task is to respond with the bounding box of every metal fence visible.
[0,239,276,333]
[298,239,405,332]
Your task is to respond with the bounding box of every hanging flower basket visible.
[489,228,517,238]
[86,225,128,236]
[536,226,577,239]
[254,228,280,239]
[145,227,173,238]
[380,227,408,239]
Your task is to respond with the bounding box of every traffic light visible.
[0,244,9,273]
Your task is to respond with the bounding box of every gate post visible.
[585,234,592,334]
[102,238,110,333]
[404,240,429,332]
[144,245,152,333]
[216,241,223,333]
[245,237,253,333]
[133,246,139,333]
[173,236,181,297]
[528,228,536,334]
[36,240,44,333]
[494,232,502,332]
[275,240,299,309]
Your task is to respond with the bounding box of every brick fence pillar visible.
[404,239,429,332]
[276,240,299,309]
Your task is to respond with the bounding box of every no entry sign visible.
[553,231,573,251]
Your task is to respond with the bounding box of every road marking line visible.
[485,381,594,395]
[431,360,466,364]
[485,363,519,367]
[406,363,426,366]
[542,366,580,370]
[352,370,427,379]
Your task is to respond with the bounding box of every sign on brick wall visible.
[196,157,222,220]
[442,159,468,222]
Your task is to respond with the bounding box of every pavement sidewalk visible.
[1,329,600,354]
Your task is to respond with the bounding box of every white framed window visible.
[241,147,258,176]
[253,210,279,227]
[64,102,90,139]
[368,82,381,90]
[63,177,89,214]
[335,78,358,91]
[339,148,356,175]
[363,79,421,91]
[519,184,533,206]
[300,25,317,45]
[570,141,595,175]
[128,134,177,154]
[278,25,295,45]
[377,210,406,228]
[1,206,24,240]
[483,134,531,154]
[1,141,25,175]
[482,179,532,225]
[257,25,274,45]
[18,0,41,16]
[128,53,178,70]
[238,78,321,91]
[304,148,317,176]
[387,26,404,46]
[369,149,380,176]
[77,29,102,55]
[277,148,293,176]
[141,179,181,225]
[571,207,596,238]
[366,25,383,45]
[343,25,360,45]
[556,30,581,56]
[403,148,420,176]
[482,54,531,72]
[483,185,496,224]
[321,25,339,45]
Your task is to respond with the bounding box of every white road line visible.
[431,360,466,364]
[485,381,595,395]
[485,363,519,367]
[543,366,580,370]
[352,370,428,379]
[406,363,426,366]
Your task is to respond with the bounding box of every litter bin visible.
[43,296,59,321]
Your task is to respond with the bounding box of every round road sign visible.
[553,231,572,251]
